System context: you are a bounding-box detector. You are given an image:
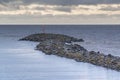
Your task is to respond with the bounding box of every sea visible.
[0,25,120,80]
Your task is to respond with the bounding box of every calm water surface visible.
[0,25,120,80]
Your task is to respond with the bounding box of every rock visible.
[20,33,120,72]
[108,54,113,58]
[36,39,87,56]
[19,33,84,43]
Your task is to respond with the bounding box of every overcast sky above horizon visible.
[0,0,120,24]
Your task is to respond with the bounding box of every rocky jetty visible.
[20,33,84,43]
[20,33,120,71]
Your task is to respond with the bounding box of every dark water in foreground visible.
[0,25,120,80]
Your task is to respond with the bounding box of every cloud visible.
[1,0,120,5]
[18,0,120,5]
[0,0,120,24]
[0,3,120,16]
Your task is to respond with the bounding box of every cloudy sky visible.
[0,0,120,24]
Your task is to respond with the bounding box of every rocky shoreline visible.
[20,33,120,71]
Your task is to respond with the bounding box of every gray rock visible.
[19,33,84,43]
[20,33,120,72]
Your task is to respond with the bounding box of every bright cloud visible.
[0,0,120,24]
[0,3,120,16]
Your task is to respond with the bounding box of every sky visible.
[0,0,120,24]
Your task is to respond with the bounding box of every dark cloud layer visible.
[0,0,14,4]
[22,0,120,5]
[0,0,120,5]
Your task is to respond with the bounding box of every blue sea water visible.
[0,25,120,80]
